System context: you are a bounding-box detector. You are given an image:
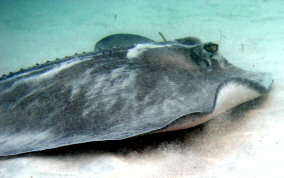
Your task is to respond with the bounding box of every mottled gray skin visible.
[0,34,273,156]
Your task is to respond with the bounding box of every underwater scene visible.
[0,0,283,177]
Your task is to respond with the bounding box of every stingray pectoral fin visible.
[94,33,155,50]
[156,79,265,133]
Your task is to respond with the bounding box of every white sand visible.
[0,0,284,177]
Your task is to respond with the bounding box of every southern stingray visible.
[0,33,273,157]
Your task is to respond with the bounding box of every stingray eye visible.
[204,43,218,53]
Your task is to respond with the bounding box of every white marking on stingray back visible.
[30,59,84,81]
[127,43,172,59]
[69,68,94,101]
[157,81,261,132]
[1,58,87,94]
[82,67,138,117]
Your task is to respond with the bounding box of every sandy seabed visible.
[0,0,284,177]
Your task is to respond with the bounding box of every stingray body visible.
[0,34,273,156]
